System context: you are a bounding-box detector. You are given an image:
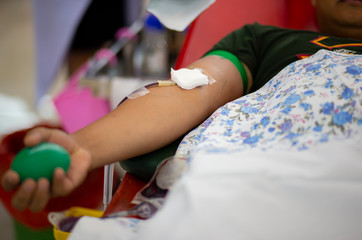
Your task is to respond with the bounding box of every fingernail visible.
[23,184,32,193]
[23,179,35,192]
[31,132,41,139]
[38,178,49,191]
[25,131,41,144]
[6,175,17,186]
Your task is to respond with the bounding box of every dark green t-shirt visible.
[208,23,362,93]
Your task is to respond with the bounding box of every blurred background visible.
[0,0,34,239]
[0,0,39,134]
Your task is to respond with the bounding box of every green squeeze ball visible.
[11,142,71,183]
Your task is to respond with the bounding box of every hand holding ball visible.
[11,143,71,183]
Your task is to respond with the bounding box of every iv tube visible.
[103,163,115,210]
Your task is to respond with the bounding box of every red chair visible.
[104,0,317,216]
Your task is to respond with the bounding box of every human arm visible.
[75,55,252,169]
[1,55,252,212]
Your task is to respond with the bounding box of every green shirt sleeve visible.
[204,50,249,95]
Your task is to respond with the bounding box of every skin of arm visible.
[1,55,252,212]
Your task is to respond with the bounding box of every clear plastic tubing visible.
[103,163,115,210]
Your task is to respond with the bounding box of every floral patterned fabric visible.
[178,50,362,155]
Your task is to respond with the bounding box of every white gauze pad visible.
[170,68,212,90]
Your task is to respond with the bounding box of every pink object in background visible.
[53,62,111,134]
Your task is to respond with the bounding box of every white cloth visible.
[147,0,215,31]
[68,217,145,240]
[68,135,362,239]
[137,136,362,239]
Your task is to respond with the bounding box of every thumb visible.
[23,127,52,146]
[23,128,77,155]
[1,170,20,192]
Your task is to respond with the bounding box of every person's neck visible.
[319,25,362,41]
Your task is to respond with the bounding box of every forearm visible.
[72,86,211,169]
[72,56,247,169]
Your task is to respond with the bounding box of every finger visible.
[29,178,50,212]
[51,167,70,197]
[67,152,91,186]
[1,170,20,191]
[23,127,52,146]
[24,127,78,154]
[52,159,88,198]
[11,179,36,211]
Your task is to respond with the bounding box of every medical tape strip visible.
[127,87,150,99]
[204,50,248,95]
[195,68,216,84]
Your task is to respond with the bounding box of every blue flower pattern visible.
[178,50,362,155]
